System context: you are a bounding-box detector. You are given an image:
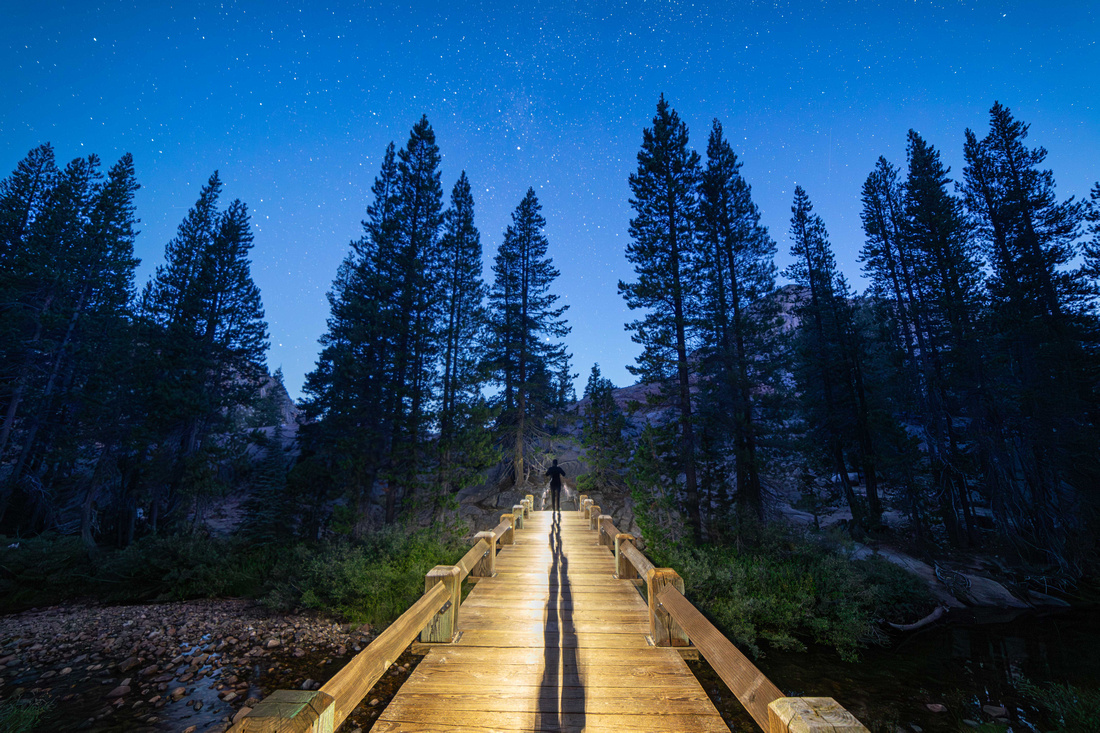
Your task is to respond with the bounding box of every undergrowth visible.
[0,524,466,625]
[644,520,932,661]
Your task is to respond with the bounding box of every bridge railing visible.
[228,499,532,733]
[578,494,871,733]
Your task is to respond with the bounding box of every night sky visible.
[4,1,1097,399]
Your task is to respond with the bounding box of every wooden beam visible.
[656,583,784,731]
[471,532,496,577]
[512,504,525,530]
[421,565,461,643]
[455,539,490,583]
[588,505,602,530]
[615,534,638,580]
[768,697,870,733]
[620,539,655,581]
[598,515,614,548]
[578,494,588,512]
[230,690,334,733]
[495,515,514,546]
[647,568,689,648]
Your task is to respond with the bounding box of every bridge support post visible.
[472,531,496,577]
[499,513,514,545]
[647,568,689,647]
[615,534,637,580]
[512,504,525,529]
[582,498,593,517]
[525,494,534,515]
[421,565,461,643]
[597,515,613,548]
[231,689,335,732]
[768,697,870,732]
[588,505,601,530]
[578,494,588,513]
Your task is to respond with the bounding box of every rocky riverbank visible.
[0,599,419,732]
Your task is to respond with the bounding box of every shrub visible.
[645,523,932,661]
[1019,678,1100,732]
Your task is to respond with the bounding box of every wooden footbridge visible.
[232,497,869,733]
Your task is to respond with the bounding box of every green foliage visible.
[0,694,54,733]
[1019,678,1100,733]
[644,523,931,661]
[579,364,627,490]
[264,527,466,626]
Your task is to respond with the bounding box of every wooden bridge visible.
[231,497,869,733]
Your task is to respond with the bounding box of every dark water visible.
[691,609,1100,733]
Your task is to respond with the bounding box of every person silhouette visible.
[545,459,566,513]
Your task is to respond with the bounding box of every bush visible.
[0,534,94,612]
[645,523,932,661]
[266,526,467,626]
[1019,678,1100,732]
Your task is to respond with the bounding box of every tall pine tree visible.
[619,95,704,541]
[487,188,570,487]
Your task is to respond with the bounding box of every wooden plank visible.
[371,713,729,733]
[401,667,705,690]
[423,645,687,666]
[454,630,650,649]
[381,690,718,714]
[657,584,783,732]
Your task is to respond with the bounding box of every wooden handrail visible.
[454,538,490,583]
[656,584,783,730]
[229,580,450,732]
[619,539,656,580]
[588,509,870,732]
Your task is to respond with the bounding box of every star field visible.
[3,1,1097,398]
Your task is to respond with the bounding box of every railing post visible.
[512,504,525,530]
[598,515,613,548]
[615,534,637,580]
[472,531,496,577]
[578,494,588,513]
[647,568,689,647]
[768,698,870,732]
[588,505,601,530]
[421,565,461,643]
[582,498,593,516]
[525,494,534,514]
[499,513,515,545]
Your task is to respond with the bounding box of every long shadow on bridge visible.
[537,511,585,731]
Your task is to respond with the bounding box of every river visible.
[690,608,1100,732]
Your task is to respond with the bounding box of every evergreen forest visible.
[3,99,1100,660]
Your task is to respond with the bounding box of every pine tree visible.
[437,172,494,506]
[0,151,140,532]
[579,364,627,491]
[141,172,268,529]
[697,119,780,521]
[786,186,882,532]
[487,188,570,486]
[619,95,704,541]
[1086,182,1100,284]
[961,103,1096,571]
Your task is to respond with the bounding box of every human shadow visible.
[537,510,585,731]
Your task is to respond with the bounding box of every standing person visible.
[545,459,566,513]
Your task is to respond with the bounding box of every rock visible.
[369,698,380,706]
[221,691,238,703]
[183,727,198,733]
[982,704,1007,717]
[60,667,73,676]
[106,685,131,698]
[925,703,947,713]
[194,700,203,711]
[119,656,141,673]
[265,638,280,649]
[300,679,315,691]
[169,686,186,701]
[962,720,980,728]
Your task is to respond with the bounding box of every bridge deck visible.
[371,509,729,733]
